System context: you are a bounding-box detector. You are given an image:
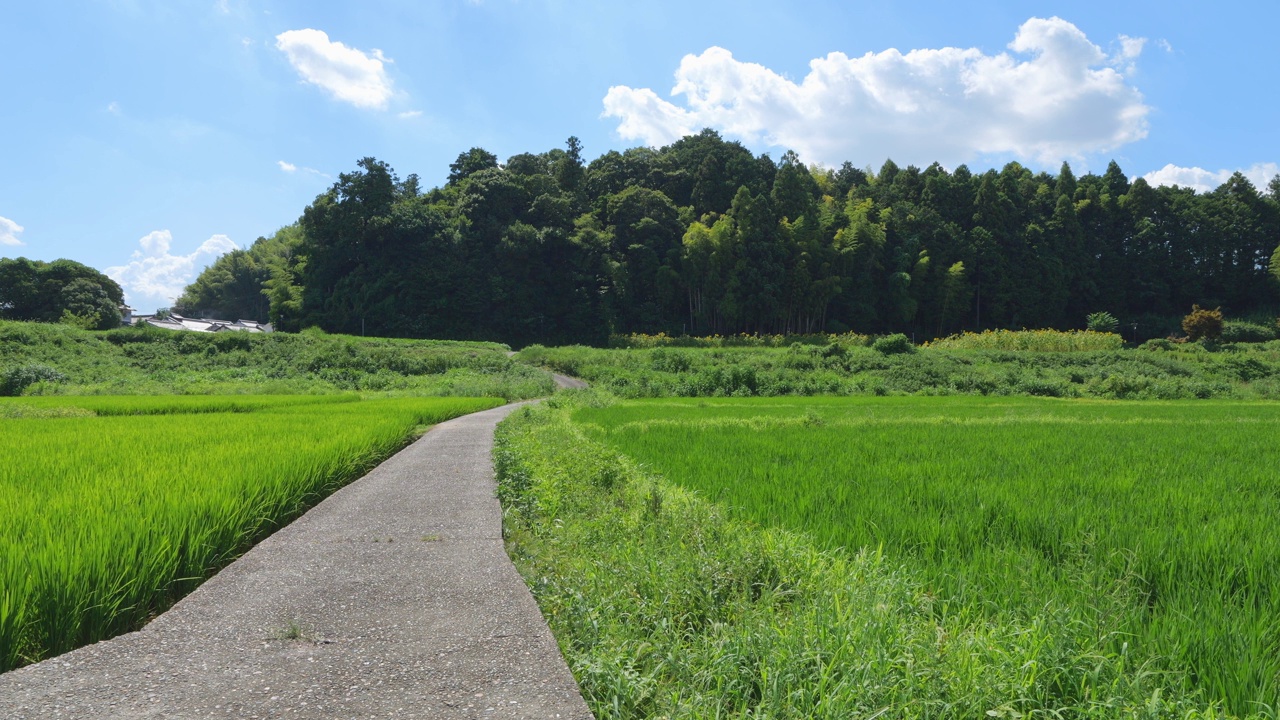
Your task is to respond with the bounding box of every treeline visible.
[180,130,1280,346]
[0,258,126,330]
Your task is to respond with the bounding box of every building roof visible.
[142,314,273,333]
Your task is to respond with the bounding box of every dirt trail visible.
[504,350,589,390]
[0,403,592,719]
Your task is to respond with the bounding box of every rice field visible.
[573,396,1280,716]
[0,394,502,671]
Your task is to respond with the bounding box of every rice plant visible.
[0,395,501,670]
[574,396,1280,715]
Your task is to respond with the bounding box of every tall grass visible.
[0,395,502,670]
[608,331,872,348]
[925,328,1125,351]
[573,396,1280,716]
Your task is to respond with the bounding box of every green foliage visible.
[1220,320,1276,343]
[495,394,1235,718]
[176,226,299,321]
[176,139,1280,347]
[1183,305,1225,341]
[871,332,915,354]
[523,338,1278,401]
[0,257,124,327]
[928,328,1125,352]
[0,396,502,670]
[1086,310,1120,333]
[0,319,552,400]
[0,364,67,396]
[609,331,870,348]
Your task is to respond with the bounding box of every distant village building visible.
[129,313,273,333]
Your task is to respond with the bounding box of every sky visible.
[2,0,1277,313]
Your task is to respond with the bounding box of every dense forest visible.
[177,130,1280,346]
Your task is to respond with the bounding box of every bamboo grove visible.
[178,130,1280,346]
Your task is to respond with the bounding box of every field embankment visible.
[519,333,1280,400]
[497,391,1273,718]
[0,394,503,671]
[0,320,553,399]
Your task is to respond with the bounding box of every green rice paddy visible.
[0,394,502,671]
[573,396,1280,715]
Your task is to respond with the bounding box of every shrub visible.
[1140,338,1174,351]
[1181,305,1223,342]
[872,333,915,355]
[1220,320,1276,344]
[1086,311,1119,334]
[0,364,69,396]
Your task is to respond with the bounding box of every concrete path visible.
[0,403,593,719]
[550,373,587,390]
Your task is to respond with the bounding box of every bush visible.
[1140,338,1174,351]
[0,364,69,396]
[1181,306,1223,342]
[1086,311,1119,333]
[1220,320,1276,344]
[872,333,915,355]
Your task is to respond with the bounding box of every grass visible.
[518,337,1280,400]
[0,319,553,399]
[564,396,1280,716]
[925,328,1126,351]
[0,394,503,670]
[496,393,1242,718]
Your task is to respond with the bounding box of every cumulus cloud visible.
[1114,35,1146,75]
[278,160,297,172]
[1142,163,1280,194]
[105,231,238,307]
[0,216,24,246]
[603,16,1150,167]
[275,29,394,109]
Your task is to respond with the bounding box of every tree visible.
[771,150,820,222]
[1086,311,1119,333]
[59,278,122,329]
[158,145,1280,346]
[447,147,499,185]
[1182,305,1223,341]
[938,261,971,335]
[0,257,123,327]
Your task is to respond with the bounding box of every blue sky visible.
[2,0,1277,312]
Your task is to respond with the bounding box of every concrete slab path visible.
[550,374,587,390]
[0,403,593,719]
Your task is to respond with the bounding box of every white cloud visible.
[1114,35,1146,75]
[602,16,1150,167]
[1157,39,1174,53]
[1142,163,1280,194]
[398,110,423,119]
[275,29,394,109]
[277,160,330,179]
[105,231,238,307]
[0,216,24,246]
[107,101,121,115]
